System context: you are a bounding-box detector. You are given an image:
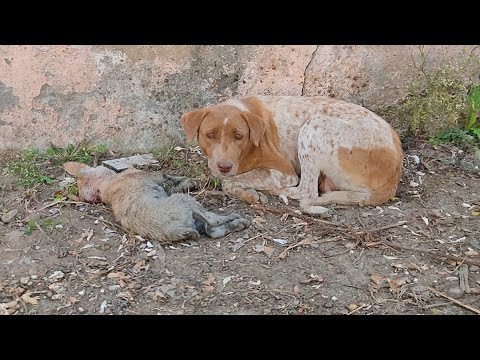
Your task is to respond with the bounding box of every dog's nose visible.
[217,161,233,174]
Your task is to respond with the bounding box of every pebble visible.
[20,277,30,284]
[78,290,86,296]
[1,209,18,223]
[448,287,464,298]
[469,265,479,272]
[323,300,334,308]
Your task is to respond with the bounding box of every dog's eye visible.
[234,133,243,140]
[206,132,215,139]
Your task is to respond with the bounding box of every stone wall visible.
[1,45,478,153]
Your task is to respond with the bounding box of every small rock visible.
[469,265,479,272]
[448,287,464,298]
[78,290,86,296]
[78,307,85,313]
[1,209,18,223]
[347,303,358,311]
[20,277,30,285]
[30,275,37,280]
[259,193,268,205]
[323,300,334,308]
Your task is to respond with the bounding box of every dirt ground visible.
[1,140,480,315]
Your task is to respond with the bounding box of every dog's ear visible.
[240,111,266,147]
[181,109,209,142]
[64,162,91,177]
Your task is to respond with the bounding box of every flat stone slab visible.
[102,153,159,172]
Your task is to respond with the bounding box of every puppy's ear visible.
[181,109,209,142]
[240,111,266,146]
[63,162,91,177]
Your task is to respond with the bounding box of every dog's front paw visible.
[245,188,268,205]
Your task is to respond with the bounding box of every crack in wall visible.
[302,45,320,96]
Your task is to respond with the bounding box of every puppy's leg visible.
[192,205,243,227]
[192,206,250,238]
[201,219,250,239]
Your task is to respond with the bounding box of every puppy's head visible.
[181,105,266,177]
[63,162,116,203]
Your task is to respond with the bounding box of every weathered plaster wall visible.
[0,45,478,153]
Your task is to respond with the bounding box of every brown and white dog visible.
[181,95,404,214]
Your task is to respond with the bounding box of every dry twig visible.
[428,287,480,315]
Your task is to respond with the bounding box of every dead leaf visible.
[383,255,399,260]
[132,259,146,272]
[222,276,232,287]
[465,249,479,257]
[472,211,480,216]
[107,271,126,279]
[388,276,409,290]
[263,246,275,257]
[202,285,215,292]
[347,303,358,311]
[20,292,38,305]
[293,285,300,294]
[301,274,324,284]
[68,296,79,304]
[371,274,386,285]
[202,273,215,286]
[254,244,275,257]
[252,216,266,229]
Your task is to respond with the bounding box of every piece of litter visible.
[222,276,232,287]
[99,300,108,313]
[449,237,466,243]
[383,255,399,260]
[48,271,65,281]
[80,244,95,250]
[278,194,289,205]
[272,238,288,246]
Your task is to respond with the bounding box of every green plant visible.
[466,85,480,133]
[24,218,39,235]
[4,143,108,188]
[5,149,54,187]
[45,143,108,165]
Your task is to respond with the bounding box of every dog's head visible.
[63,162,117,203]
[181,105,266,177]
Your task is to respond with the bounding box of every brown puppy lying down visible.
[63,162,250,243]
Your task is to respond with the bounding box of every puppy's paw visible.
[227,218,251,232]
[181,229,200,240]
[176,178,199,193]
